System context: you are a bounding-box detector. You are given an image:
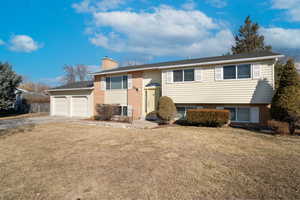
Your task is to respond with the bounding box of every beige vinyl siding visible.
[143,70,162,86]
[162,61,275,104]
[105,90,128,105]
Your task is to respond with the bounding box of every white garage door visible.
[71,96,88,117]
[53,97,68,116]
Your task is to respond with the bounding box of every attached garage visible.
[53,96,68,116]
[47,81,94,118]
[71,96,89,117]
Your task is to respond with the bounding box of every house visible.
[14,88,50,113]
[48,51,284,125]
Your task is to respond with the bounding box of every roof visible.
[92,51,283,75]
[48,80,94,91]
[15,88,29,93]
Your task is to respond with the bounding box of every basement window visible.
[224,107,250,122]
[114,106,128,116]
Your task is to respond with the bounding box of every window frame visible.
[222,64,252,80]
[176,105,198,119]
[173,68,195,83]
[223,106,251,123]
[114,105,128,116]
[105,75,128,90]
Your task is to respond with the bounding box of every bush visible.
[186,109,230,127]
[268,120,289,135]
[157,96,177,123]
[95,104,119,121]
[271,59,300,134]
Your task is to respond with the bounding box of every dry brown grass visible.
[1,123,300,200]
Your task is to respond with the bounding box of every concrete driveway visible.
[0,115,158,130]
[0,116,78,130]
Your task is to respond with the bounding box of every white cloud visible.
[9,35,41,53]
[0,39,5,46]
[72,0,125,13]
[271,0,300,22]
[182,0,197,10]
[205,0,227,8]
[262,27,300,49]
[88,6,233,57]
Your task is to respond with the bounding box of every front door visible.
[145,88,160,114]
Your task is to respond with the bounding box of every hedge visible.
[186,109,230,127]
[267,120,290,135]
[95,104,119,121]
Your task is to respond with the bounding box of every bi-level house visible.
[48,51,283,125]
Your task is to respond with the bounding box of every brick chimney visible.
[101,57,118,71]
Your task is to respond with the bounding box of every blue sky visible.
[0,0,299,86]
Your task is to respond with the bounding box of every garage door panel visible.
[54,97,68,116]
[72,96,88,117]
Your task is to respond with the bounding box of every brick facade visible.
[128,72,143,120]
[93,75,105,115]
[93,72,143,120]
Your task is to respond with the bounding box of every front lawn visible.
[0,123,300,199]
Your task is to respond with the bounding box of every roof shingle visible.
[51,80,94,90]
[93,51,283,74]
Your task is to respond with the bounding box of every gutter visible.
[90,55,284,76]
[47,87,94,92]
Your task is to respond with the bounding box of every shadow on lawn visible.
[0,123,35,139]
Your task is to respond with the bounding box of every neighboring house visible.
[48,52,283,125]
[15,88,29,106]
[15,88,50,113]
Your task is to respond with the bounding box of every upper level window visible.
[122,76,128,89]
[173,69,195,82]
[223,65,236,79]
[223,64,251,79]
[184,69,194,81]
[238,64,251,78]
[106,75,128,90]
[111,76,122,89]
[106,77,111,90]
[174,70,183,82]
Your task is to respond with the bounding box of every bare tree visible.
[62,64,92,84]
[62,65,76,84]
[19,82,50,93]
[76,64,90,81]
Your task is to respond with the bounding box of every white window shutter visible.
[101,77,106,91]
[166,70,173,83]
[128,74,133,89]
[216,106,224,110]
[195,68,202,81]
[250,107,260,123]
[215,66,223,81]
[252,64,261,79]
[128,105,133,117]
